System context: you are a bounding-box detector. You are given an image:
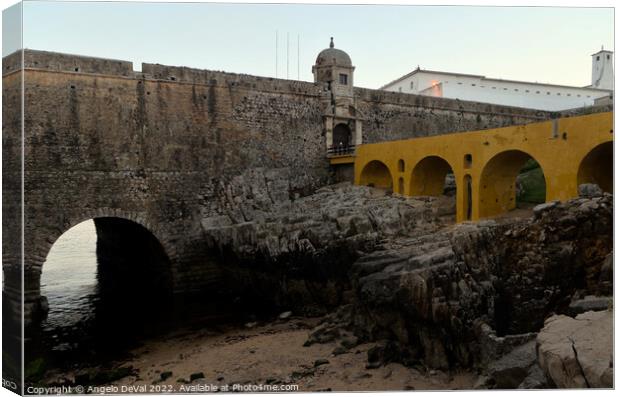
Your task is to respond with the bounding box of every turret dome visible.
[315,37,352,67]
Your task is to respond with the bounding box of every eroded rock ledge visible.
[199,175,612,385]
[201,179,453,314]
[343,193,612,370]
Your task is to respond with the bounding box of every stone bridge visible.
[0,47,604,334]
[355,112,613,222]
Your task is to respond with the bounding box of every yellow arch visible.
[577,141,613,193]
[353,111,613,222]
[478,150,547,219]
[410,156,454,196]
[359,160,393,191]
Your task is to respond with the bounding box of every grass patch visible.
[517,163,546,204]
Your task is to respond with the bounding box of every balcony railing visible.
[327,144,356,157]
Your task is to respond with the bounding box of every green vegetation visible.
[516,160,546,204]
[520,158,541,173]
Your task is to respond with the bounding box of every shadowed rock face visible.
[196,167,612,372]
[312,194,612,371]
[201,180,451,316]
[198,171,612,376]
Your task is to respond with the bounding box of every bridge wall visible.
[2,49,553,324]
[354,112,613,222]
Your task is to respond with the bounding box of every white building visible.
[380,49,613,111]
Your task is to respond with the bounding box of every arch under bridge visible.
[355,112,613,222]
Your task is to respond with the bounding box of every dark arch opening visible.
[38,217,173,362]
[463,175,473,221]
[410,156,456,222]
[479,150,547,219]
[360,160,393,192]
[577,141,613,193]
[333,123,352,147]
[94,217,173,313]
[410,156,454,196]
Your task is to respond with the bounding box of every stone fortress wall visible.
[2,48,554,323]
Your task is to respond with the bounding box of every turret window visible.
[339,73,348,85]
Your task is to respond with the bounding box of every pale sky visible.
[2,1,615,89]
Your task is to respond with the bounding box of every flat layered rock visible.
[203,182,444,260]
[537,310,613,388]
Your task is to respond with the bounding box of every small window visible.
[457,82,463,85]
[399,87,402,93]
[492,86,496,89]
[567,93,571,96]
[525,90,530,93]
[514,89,519,91]
[503,88,508,90]
[464,154,473,168]
[557,93,561,96]
[339,74,348,85]
[471,83,476,86]
[398,159,405,172]
[607,54,610,60]
[410,81,414,89]
[536,91,540,94]
[577,94,581,97]
[547,92,551,95]
[597,56,600,61]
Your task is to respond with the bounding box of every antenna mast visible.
[275,30,278,78]
[286,32,290,79]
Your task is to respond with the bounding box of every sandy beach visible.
[43,315,477,392]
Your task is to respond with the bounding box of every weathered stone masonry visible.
[2,49,551,325]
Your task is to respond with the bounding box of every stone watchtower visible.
[313,38,362,155]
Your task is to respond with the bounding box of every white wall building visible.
[380,49,613,111]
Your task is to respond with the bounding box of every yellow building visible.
[354,112,613,222]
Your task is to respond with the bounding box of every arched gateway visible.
[354,112,613,221]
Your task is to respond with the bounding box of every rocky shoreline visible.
[199,178,613,389]
[38,179,613,390]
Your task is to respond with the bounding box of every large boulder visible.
[537,310,613,388]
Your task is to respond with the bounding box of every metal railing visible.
[327,144,356,157]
